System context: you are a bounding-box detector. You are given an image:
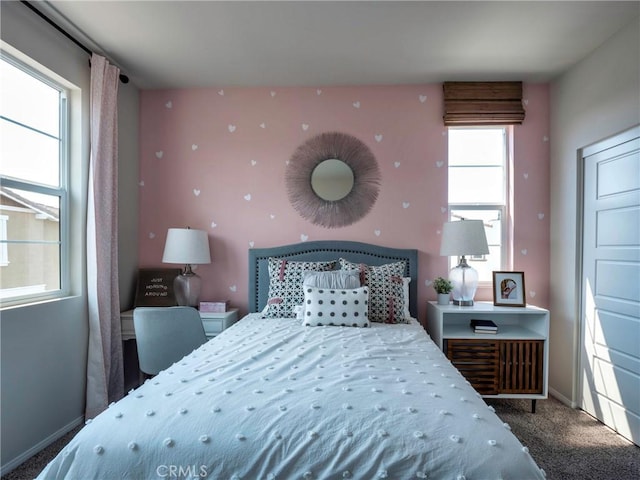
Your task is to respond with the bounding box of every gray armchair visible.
[133,306,208,376]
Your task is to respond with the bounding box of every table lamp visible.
[439,219,489,306]
[162,227,211,307]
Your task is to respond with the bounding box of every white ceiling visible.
[43,1,639,89]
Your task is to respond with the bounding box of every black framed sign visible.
[134,268,181,307]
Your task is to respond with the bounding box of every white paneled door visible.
[580,125,640,446]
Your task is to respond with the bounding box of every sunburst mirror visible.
[286,132,381,228]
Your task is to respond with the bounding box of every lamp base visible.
[449,256,479,307]
[174,266,202,307]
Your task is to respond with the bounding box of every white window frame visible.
[0,52,70,307]
[0,215,8,267]
[447,126,513,283]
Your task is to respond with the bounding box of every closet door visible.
[580,125,639,445]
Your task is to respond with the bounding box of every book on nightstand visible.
[470,319,498,334]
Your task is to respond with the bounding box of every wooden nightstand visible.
[120,308,239,340]
[426,301,549,412]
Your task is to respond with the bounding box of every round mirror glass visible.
[311,159,354,201]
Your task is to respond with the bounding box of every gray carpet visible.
[3,396,638,479]
[485,397,639,480]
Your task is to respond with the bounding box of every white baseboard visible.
[549,387,578,408]
[0,415,84,476]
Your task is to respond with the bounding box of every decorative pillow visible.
[264,258,336,318]
[303,270,361,289]
[303,286,369,327]
[402,277,411,319]
[339,258,408,324]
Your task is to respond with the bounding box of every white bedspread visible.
[38,314,545,479]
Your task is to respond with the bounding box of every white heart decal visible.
[352,101,360,109]
[529,291,537,298]
[285,160,290,165]
[211,221,217,228]
[523,99,529,105]
[394,162,401,168]
[436,161,444,168]
[424,279,433,287]
[229,285,237,292]
[251,159,257,166]
[270,91,277,97]
[270,214,276,219]
[402,202,410,209]
[301,123,309,131]
[543,136,549,142]
[521,249,528,256]
[149,232,155,239]
[316,89,322,96]
[259,122,266,129]
[191,144,198,151]
[244,193,252,201]
[300,234,309,242]
[374,134,383,143]
[374,229,381,236]
[249,241,255,248]
[139,180,145,186]
[538,213,545,220]
[436,230,441,235]
[165,101,172,109]
[218,89,224,96]
[155,151,164,159]
[193,189,201,196]
[419,95,427,103]
[523,173,529,179]
[441,207,448,214]
[228,124,236,133]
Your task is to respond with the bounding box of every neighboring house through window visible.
[0,53,68,305]
[447,127,510,282]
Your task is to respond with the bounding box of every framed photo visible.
[134,268,181,307]
[492,271,526,307]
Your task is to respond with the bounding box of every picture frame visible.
[134,268,182,307]
[492,271,526,307]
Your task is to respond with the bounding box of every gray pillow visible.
[303,270,361,289]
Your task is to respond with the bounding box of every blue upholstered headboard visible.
[248,240,418,317]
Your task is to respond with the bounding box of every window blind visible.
[443,82,525,126]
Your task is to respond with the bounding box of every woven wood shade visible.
[443,81,525,126]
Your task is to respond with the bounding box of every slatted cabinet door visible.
[500,340,544,394]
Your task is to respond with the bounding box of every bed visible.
[37,241,545,479]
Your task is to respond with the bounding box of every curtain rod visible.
[20,1,129,84]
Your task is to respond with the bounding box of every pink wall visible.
[139,84,549,319]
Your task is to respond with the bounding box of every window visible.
[447,127,509,282]
[0,53,68,305]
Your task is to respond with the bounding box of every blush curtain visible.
[85,54,124,419]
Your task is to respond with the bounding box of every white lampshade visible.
[440,220,489,306]
[162,228,211,265]
[162,228,211,307]
[440,219,490,257]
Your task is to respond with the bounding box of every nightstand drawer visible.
[446,339,500,395]
[200,309,239,338]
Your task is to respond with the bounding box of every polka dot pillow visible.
[303,286,370,327]
[339,258,408,323]
[264,258,336,318]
